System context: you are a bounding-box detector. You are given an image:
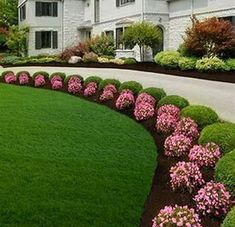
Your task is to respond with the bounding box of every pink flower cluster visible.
[194,181,231,217]
[68,76,82,94]
[84,82,98,97]
[100,84,117,102]
[156,113,178,134]
[134,93,155,121]
[189,142,221,168]
[116,89,135,110]
[51,75,63,90]
[34,75,46,87]
[174,117,199,140]
[170,161,204,193]
[152,205,202,227]
[4,72,17,84]
[19,73,29,85]
[157,105,180,119]
[164,134,192,157]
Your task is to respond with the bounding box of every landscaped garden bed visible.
[0,70,234,226]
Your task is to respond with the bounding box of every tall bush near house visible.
[183,16,235,58]
[6,25,29,57]
[123,22,162,61]
[0,27,8,49]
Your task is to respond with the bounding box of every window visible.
[20,4,26,21]
[35,2,58,17]
[105,30,114,40]
[35,31,58,49]
[220,16,235,25]
[116,0,135,7]
[116,27,132,49]
[94,0,100,23]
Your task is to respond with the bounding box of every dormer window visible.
[116,0,135,7]
[35,2,58,17]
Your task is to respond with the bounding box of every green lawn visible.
[0,84,157,227]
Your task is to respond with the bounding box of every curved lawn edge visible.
[0,83,158,227]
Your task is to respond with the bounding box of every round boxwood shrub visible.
[178,57,197,71]
[139,87,166,101]
[49,72,66,81]
[32,71,49,80]
[222,207,235,227]
[84,76,102,86]
[154,51,181,69]
[98,79,121,90]
[181,105,219,129]
[119,81,143,95]
[1,70,15,79]
[157,95,189,110]
[226,58,235,71]
[124,58,137,65]
[16,71,30,78]
[199,123,235,154]
[215,149,235,196]
[64,75,84,84]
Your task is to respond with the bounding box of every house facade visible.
[18,0,235,58]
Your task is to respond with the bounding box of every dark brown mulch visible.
[1,62,235,83]
[0,80,224,227]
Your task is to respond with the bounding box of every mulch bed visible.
[0,79,224,227]
[1,62,235,83]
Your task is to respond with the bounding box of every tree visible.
[123,22,162,61]
[0,0,18,27]
[6,25,29,56]
[183,16,235,58]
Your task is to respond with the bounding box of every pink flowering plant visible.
[170,161,204,193]
[189,142,221,168]
[135,92,156,107]
[50,75,63,90]
[17,72,30,85]
[67,76,83,94]
[84,82,98,97]
[4,72,17,84]
[34,75,46,87]
[156,113,178,134]
[194,181,231,217]
[152,205,202,227]
[116,89,135,110]
[164,134,192,157]
[157,104,180,119]
[174,117,199,140]
[99,84,117,102]
[134,102,155,121]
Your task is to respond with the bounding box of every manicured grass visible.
[0,84,157,226]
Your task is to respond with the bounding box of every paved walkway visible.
[1,66,235,122]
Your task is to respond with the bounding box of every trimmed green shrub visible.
[195,57,229,72]
[64,75,84,84]
[1,70,15,78]
[157,95,189,110]
[124,58,137,65]
[84,76,102,86]
[178,57,197,70]
[154,51,181,69]
[222,207,235,227]
[181,105,219,129]
[82,52,98,63]
[49,72,66,81]
[98,79,121,90]
[199,123,235,154]
[139,87,166,101]
[16,71,30,78]
[215,149,235,196]
[32,71,49,80]
[226,58,235,71]
[119,81,143,95]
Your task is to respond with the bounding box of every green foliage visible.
[6,25,29,56]
[64,75,84,84]
[181,105,219,129]
[82,52,98,63]
[157,95,189,110]
[1,70,14,79]
[0,55,20,64]
[215,149,235,196]
[119,81,143,95]
[0,0,18,27]
[199,123,235,154]
[98,79,121,90]
[195,57,229,72]
[139,87,166,101]
[50,72,66,81]
[32,71,49,80]
[226,58,235,70]
[123,22,162,61]
[178,57,197,70]
[84,76,103,86]
[222,207,235,227]
[16,71,30,78]
[154,51,181,69]
[124,58,137,65]
[89,35,115,57]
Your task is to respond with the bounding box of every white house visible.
[18,0,235,58]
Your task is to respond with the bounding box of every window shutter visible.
[52,31,58,49]
[35,32,42,49]
[36,2,42,16]
[116,0,120,7]
[53,2,58,17]
[130,0,135,2]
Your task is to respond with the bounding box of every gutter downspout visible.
[61,0,64,51]
[141,0,145,21]
[191,0,194,16]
